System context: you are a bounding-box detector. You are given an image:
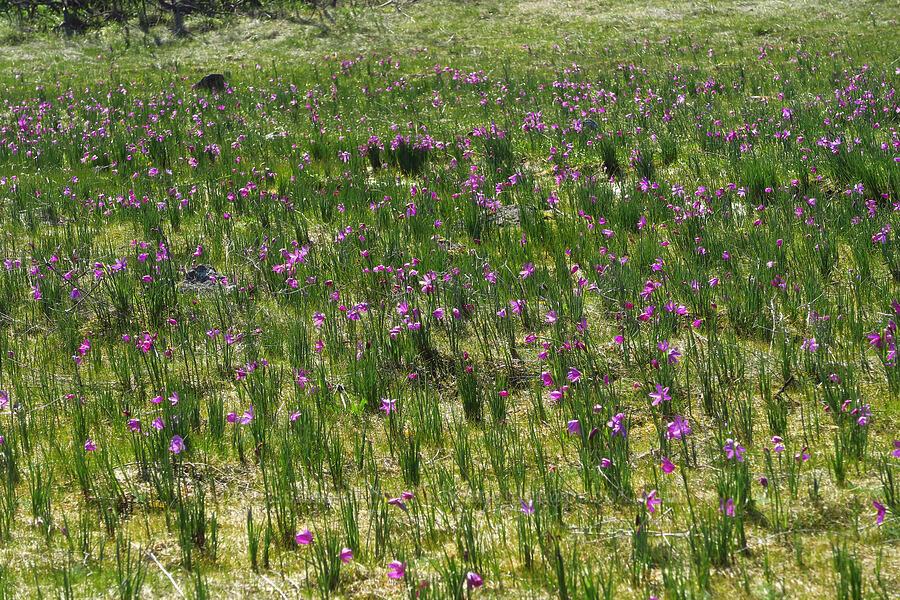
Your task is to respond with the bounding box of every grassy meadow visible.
[0,0,899,598]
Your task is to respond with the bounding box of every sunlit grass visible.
[0,1,898,598]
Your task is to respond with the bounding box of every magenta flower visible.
[892,440,900,458]
[126,419,141,432]
[295,529,313,545]
[70,288,82,300]
[567,367,582,383]
[380,398,397,415]
[519,262,535,279]
[521,500,535,515]
[0,390,7,409]
[169,435,185,454]
[724,439,745,462]
[874,501,886,526]
[340,547,353,563]
[600,458,612,468]
[240,405,254,425]
[566,420,581,436]
[649,384,670,407]
[720,498,736,517]
[867,332,883,348]
[666,415,691,439]
[645,490,661,514]
[607,412,627,437]
[388,496,409,512]
[84,439,98,452]
[387,560,406,580]
[657,341,681,364]
[465,571,484,589]
[295,368,312,389]
[660,456,676,474]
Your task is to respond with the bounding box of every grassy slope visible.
[0,1,898,599]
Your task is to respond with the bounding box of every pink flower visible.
[84,439,98,451]
[607,412,627,437]
[387,560,405,580]
[874,501,886,526]
[719,497,735,517]
[380,398,397,415]
[567,367,582,382]
[169,435,185,454]
[295,529,313,545]
[724,439,745,462]
[466,571,483,589]
[340,547,353,563]
[566,420,581,436]
[648,384,670,407]
[667,415,691,439]
[660,456,676,474]
[521,500,535,514]
[800,337,819,353]
[645,490,661,514]
[892,440,900,459]
[388,496,409,512]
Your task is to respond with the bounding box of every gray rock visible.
[180,264,231,293]
[196,74,226,92]
[184,264,220,284]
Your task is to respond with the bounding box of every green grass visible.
[0,0,898,598]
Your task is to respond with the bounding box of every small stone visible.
[196,74,226,92]
[184,264,219,284]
